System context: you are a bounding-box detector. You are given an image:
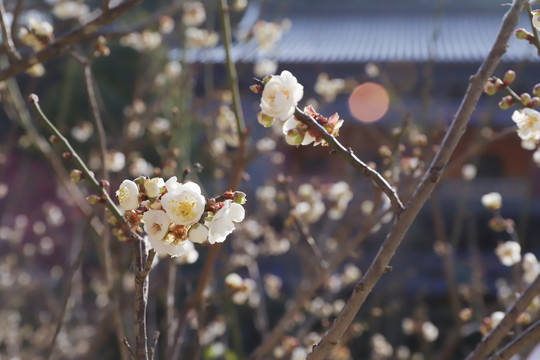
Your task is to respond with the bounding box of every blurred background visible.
[2,0,540,359]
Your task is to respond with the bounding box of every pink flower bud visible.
[483,81,498,96]
[503,70,516,85]
[498,96,514,110]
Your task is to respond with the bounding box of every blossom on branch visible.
[206,200,245,244]
[260,70,303,122]
[495,241,521,266]
[116,179,140,211]
[511,108,540,143]
[532,10,540,31]
[161,182,206,226]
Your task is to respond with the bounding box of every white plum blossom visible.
[206,200,245,244]
[185,27,219,48]
[260,70,303,121]
[532,10,540,31]
[161,182,206,226]
[188,223,209,244]
[523,252,540,283]
[53,1,90,21]
[150,235,190,258]
[314,73,345,102]
[327,181,354,220]
[481,192,502,211]
[282,117,316,146]
[253,21,283,50]
[495,241,521,266]
[461,163,477,181]
[116,180,139,211]
[144,177,164,198]
[143,210,170,243]
[490,311,505,328]
[511,108,540,143]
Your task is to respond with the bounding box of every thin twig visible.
[133,241,154,360]
[489,319,540,360]
[0,0,21,61]
[123,337,136,360]
[149,331,160,360]
[306,1,525,358]
[28,94,127,225]
[294,107,404,213]
[0,0,144,80]
[45,221,88,359]
[526,2,540,55]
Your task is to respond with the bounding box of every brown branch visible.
[466,276,540,359]
[489,319,540,360]
[0,0,143,81]
[0,0,21,61]
[133,241,154,360]
[306,1,526,358]
[294,107,404,213]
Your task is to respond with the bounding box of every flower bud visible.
[233,191,247,204]
[503,70,516,85]
[530,97,540,108]
[249,84,263,94]
[70,169,83,183]
[378,145,392,157]
[498,95,514,110]
[515,28,531,40]
[521,93,532,106]
[99,179,110,190]
[257,112,274,127]
[285,127,305,146]
[484,80,498,95]
[86,194,100,204]
[49,135,59,144]
[533,84,540,97]
[62,152,72,160]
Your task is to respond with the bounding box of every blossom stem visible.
[28,93,126,224]
[0,0,22,61]
[306,1,525,358]
[526,2,540,55]
[293,107,404,213]
[503,85,522,104]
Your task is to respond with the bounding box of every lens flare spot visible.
[348,82,389,123]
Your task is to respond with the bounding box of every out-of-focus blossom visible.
[120,31,162,52]
[327,181,353,220]
[149,117,171,135]
[253,20,283,50]
[129,157,154,177]
[371,333,393,358]
[165,61,182,78]
[159,15,175,34]
[106,150,126,172]
[293,184,325,224]
[26,63,45,77]
[71,121,94,142]
[254,59,278,78]
[233,0,248,11]
[481,192,502,211]
[461,163,477,181]
[315,73,345,102]
[182,2,206,27]
[421,321,439,342]
[174,239,199,264]
[495,241,521,266]
[523,252,540,283]
[53,1,90,21]
[185,27,219,48]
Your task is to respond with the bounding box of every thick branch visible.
[294,107,404,213]
[306,1,525,358]
[0,0,143,80]
[488,319,540,360]
[466,274,540,360]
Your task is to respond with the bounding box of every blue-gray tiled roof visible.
[189,6,539,64]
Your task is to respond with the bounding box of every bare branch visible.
[0,0,21,61]
[489,319,540,360]
[0,0,143,80]
[294,107,404,213]
[306,1,526,358]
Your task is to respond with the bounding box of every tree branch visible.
[488,319,540,360]
[306,1,526,358]
[294,107,404,213]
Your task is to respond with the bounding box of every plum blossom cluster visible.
[115,176,246,258]
[252,71,343,146]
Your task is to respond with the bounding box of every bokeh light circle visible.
[348,82,389,123]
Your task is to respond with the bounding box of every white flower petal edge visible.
[207,200,245,244]
[150,236,190,258]
[143,210,170,242]
[117,179,140,211]
[511,108,540,142]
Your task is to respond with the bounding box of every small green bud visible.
[503,70,516,85]
[257,112,274,127]
[286,128,304,146]
[86,194,100,205]
[483,81,498,96]
[378,145,392,157]
[233,191,247,205]
[498,95,514,110]
[521,93,532,106]
[515,28,531,40]
[70,169,83,183]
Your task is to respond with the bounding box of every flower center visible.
[118,186,129,202]
[152,223,162,232]
[171,198,197,218]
